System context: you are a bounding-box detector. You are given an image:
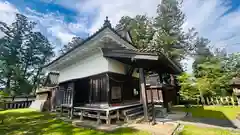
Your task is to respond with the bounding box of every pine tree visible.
[0,14,54,95]
[152,0,188,62]
[192,37,213,77]
[116,15,155,49]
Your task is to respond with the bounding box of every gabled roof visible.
[44,25,136,68]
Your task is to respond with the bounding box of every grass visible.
[172,105,240,120]
[179,124,240,135]
[0,109,150,135]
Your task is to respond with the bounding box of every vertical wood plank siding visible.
[58,72,140,106]
[108,72,140,104]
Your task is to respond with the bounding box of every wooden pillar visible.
[97,112,101,125]
[151,88,156,125]
[106,110,111,124]
[70,82,75,119]
[139,68,148,121]
[106,73,110,106]
[158,73,169,112]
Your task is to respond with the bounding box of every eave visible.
[101,48,182,74]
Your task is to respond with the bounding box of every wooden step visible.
[125,110,144,121]
[123,106,143,115]
[128,110,143,117]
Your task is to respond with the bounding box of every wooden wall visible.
[74,78,90,105]
[58,72,140,107]
[108,72,140,104]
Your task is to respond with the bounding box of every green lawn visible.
[172,105,240,120]
[0,109,149,135]
[179,125,240,135]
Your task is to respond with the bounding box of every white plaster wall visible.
[107,58,139,78]
[58,52,139,82]
[59,52,108,82]
[107,58,126,75]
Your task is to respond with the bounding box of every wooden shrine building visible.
[43,17,182,124]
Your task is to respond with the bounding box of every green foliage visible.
[194,53,239,97]
[177,73,199,101]
[194,57,232,97]
[116,0,196,62]
[152,0,186,61]
[192,37,213,77]
[191,35,237,97]
[0,91,8,97]
[0,14,54,95]
[180,124,240,135]
[116,15,155,49]
[223,53,240,77]
[116,0,197,87]
[173,105,240,120]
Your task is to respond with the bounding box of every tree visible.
[178,73,199,102]
[59,37,83,54]
[0,14,54,95]
[116,15,155,49]
[195,56,232,97]
[223,53,240,77]
[22,32,54,93]
[192,37,213,77]
[116,0,197,86]
[151,0,197,62]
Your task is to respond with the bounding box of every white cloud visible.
[181,0,240,72]
[25,8,76,45]
[2,0,240,72]
[77,0,240,53]
[0,1,18,37]
[0,1,18,23]
[80,0,160,34]
[182,0,240,54]
[40,0,160,33]
[0,2,89,51]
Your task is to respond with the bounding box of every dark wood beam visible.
[139,68,148,121]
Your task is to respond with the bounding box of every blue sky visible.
[0,0,240,72]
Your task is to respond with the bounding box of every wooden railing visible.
[0,96,35,110]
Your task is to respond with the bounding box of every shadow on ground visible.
[173,106,238,128]
[0,109,148,135]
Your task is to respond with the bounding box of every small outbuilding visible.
[230,77,240,96]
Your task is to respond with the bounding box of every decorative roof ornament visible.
[103,16,111,27]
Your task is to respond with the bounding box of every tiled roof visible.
[44,18,136,68]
